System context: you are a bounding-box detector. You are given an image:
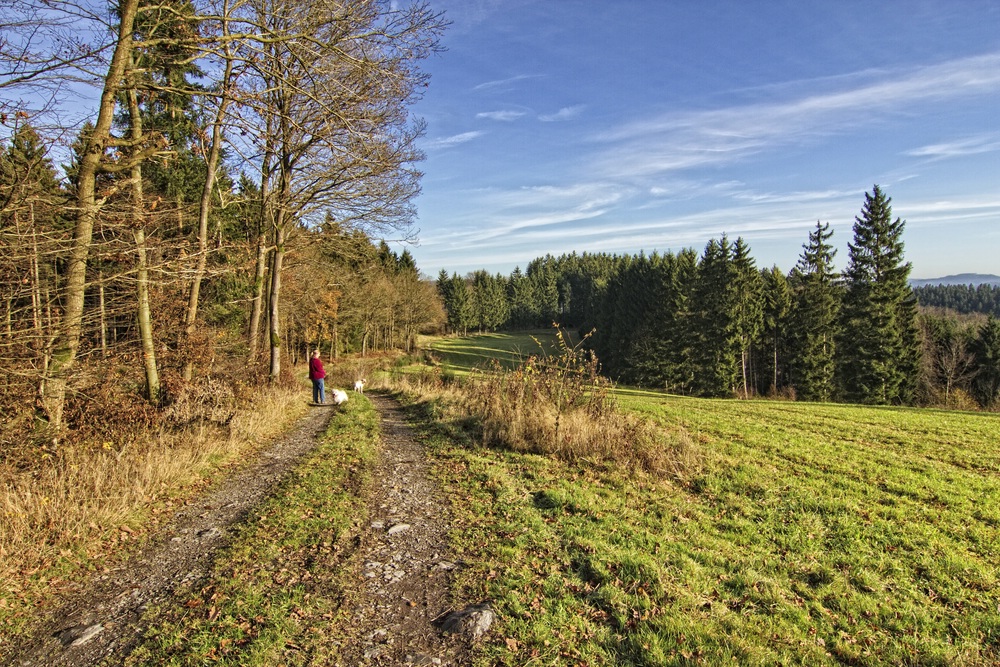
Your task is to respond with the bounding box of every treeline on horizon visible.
[437,186,1000,410]
[913,284,1000,318]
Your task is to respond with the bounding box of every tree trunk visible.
[99,269,107,358]
[134,225,160,402]
[127,68,160,404]
[247,134,274,363]
[267,223,285,381]
[30,208,42,335]
[248,229,269,362]
[183,17,234,382]
[43,0,140,431]
[740,347,749,399]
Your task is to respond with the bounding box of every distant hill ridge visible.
[910,273,1000,287]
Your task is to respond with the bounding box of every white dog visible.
[354,379,366,393]
[331,388,349,405]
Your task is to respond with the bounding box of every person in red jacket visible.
[308,349,326,404]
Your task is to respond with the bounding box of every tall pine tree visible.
[760,265,792,395]
[691,236,740,396]
[837,186,917,404]
[732,237,764,398]
[436,271,472,335]
[789,221,840,402]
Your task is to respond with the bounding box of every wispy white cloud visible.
[539,105,585,122]
[905,134,1000,159]
[594,53,1000,179]
[645,180,746,202]
[729,188,858,205]
[424,131,486,149]
[419,182,630,251]
[473,74,544,92]
[899,194,1000,220]
[479,182,628,217]
[476,110,527,122]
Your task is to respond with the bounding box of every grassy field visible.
[414,333,1000,665]
[16,333,992,665]
[427,330,566,375]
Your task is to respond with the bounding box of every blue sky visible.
[402,0,1000,280]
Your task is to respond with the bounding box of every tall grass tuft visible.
[462,330,700,479]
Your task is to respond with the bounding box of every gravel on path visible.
[330,393,472,666]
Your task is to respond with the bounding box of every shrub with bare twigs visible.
[463,329,701,480]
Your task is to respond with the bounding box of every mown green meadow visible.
[426,330,566,375]
[419,333,1000,665]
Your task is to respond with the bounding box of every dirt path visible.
[330,393,469,666]
[3,393,474,666]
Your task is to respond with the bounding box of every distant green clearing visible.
[418,332,1000,665]
[429,330,563,374]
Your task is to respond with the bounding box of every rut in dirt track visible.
[3,405,334,667]
[330,393,471,666]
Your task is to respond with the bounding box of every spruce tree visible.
[669,248,700,393]
[526,256,560,325]
[691,236,740,396]
[732,237,764,397]
[507,267,536,328]
[789,221,839,402]
[470,270,508,332]
[435,269,456,333]
[970,317,1000,408]
[611,253,669,386]
[760,266,792,395]
[837,186,917,404]
[592,254,649,381]
[448,273,473,335]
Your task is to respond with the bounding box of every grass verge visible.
[123,396,379,666]
[0,384,309,644]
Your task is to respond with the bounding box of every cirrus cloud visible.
[539,105,586,122]
[476,110,527,122]
[424,131,486,149]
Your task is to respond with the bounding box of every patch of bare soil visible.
[3,393,479,666]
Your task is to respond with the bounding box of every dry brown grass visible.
[396,332,702,481]
[0,382,308,631]
[466,362,699,479]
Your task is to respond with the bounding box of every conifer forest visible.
[437,188,1000,410]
